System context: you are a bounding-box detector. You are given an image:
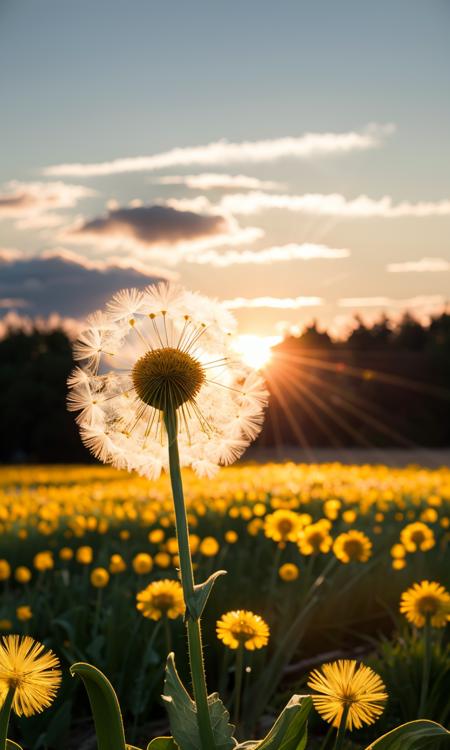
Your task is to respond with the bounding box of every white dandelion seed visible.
[67,283,268,478]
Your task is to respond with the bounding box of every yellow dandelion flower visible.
[0,635,62,716]
[136,579,184,621]
[0,621,12,631]
[342,510,357,524]
[216,610,270,651]
[16,606,32,621]
[59,547,74,561]
[400,522,435,553]
[33,552,53,572]
[264,509,304,544]
[225,530,238,544]
[199,537,219,557]
[392,558,406,570]
[90,567,110,588]
[148,528,165,544]
[390,543,406,559]
[0,561,11,581]
[14,567,32,584]
[298,521,333,555]
[308,660,387,730]
[132,553,153,574]
[400,580,450,628]
[154,552,171,569]
[333,530,372,563]
[109,554,126,573]
[76,546,93,565]
[279,563,299,581]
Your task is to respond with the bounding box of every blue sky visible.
[1,0,449,337]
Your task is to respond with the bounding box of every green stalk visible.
[233,643,245,729]
[333,704,349,750]
[418,615,432,717]
[0,686,14,750]
[165,408,216,750]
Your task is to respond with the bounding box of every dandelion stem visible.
[418,614,432,717]
[165,406,216,750]
[0,686,14,750]
[233,643,245,730]
[333,704,349,750]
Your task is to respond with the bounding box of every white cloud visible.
[43,124,394,177]
[155,173,285,191]
[217,191,450,218]
[223,296,323,309]
[182,243,350,267]
[387,257,450,272]
[0,181,96,229]
[338,295,447,308]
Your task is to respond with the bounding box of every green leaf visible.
[189,570,227,620]
[365,719,450,749]
[236,695,312,750]
[70,662,127,750]
[162,653,236,750]
[147,739,178,750]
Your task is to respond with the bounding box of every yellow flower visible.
[225,530,238,544]
[400,522,435,553]
[132,553,153,574]
[0,635,62,716]
[90,567,110,588]
[14,567,31,584]
[109,554,126,573]
[247,518,264,536]
[76,546,93,565]
[0,620,12,631]
[136,579,184,621]
[333,530,372,563]
[166,537,179,555]
[154,552,171,569]
[324,499,341,520]
[298,521,333,555]
[279,563,299,581]
[342,509,357,524]
[308,660,387,730]
[59,547,74,561]
[33,551,54,572]
[392,559,406,570]
[120,530,130,540]
[0,561,11,581]
[199,537,219,557]
[390,543,406,559]
[148,528,165,544]
[264,510,303,544]
[16,606,32,621]
[400,580,450,628]
[216,610,269,651]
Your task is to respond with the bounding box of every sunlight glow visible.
[232,335,281,370]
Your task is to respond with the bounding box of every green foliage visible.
[162,653,237,750]
[236,695,311,750]
[191,569,227,620]
[146,739,178,749]
[70,662,127,750]
[370,631,450,725]
[364,719,450,749]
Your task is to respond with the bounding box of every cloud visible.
[67,203,228,247]
[217,191,450,218]
[387,257,450,273]
[181,243,350,267]
[223,296,323,310]
[43,124,394,177]
[155,173,285,191]
[0,181,96,228]
[338,295,447,308]
[0,250,169,319]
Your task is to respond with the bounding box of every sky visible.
[1,0,449,340]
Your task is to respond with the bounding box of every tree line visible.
[0,313,449,463]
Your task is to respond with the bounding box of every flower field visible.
[0,461,448,748]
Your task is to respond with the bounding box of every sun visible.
[232,335,281,370]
